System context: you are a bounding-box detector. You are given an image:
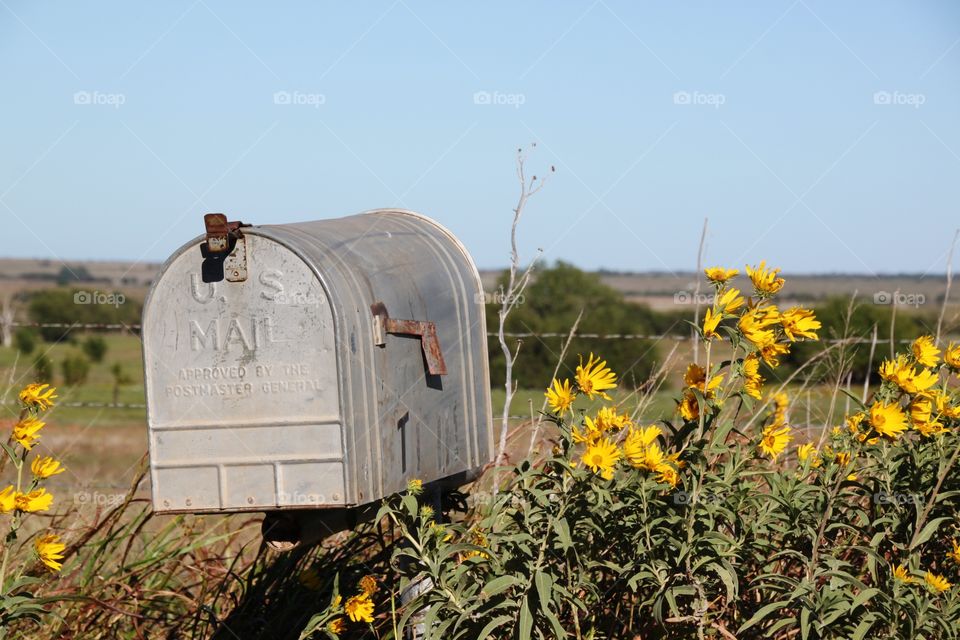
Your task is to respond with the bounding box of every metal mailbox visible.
[142,209,493,514]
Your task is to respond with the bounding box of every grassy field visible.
[0,329,869,501]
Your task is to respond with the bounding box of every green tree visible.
[33,354,54,383]
[61,354,91,386]
[27,289,141,342]
[486,262,685,390]
[12,328,37,355]
[81,336,109,363]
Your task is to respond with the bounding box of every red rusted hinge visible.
[371,302,447,376]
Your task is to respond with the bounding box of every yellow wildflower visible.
[0,486,15,513]
[910,396,933,424]
[912,335,940,368]
[715,287,745,314]
[738,306,780,348]
[360,575,378,596]
[575,353,617,400]
[581,438,620,480]
[759,341,790,368]
[835,451,852,466]
[759,423,792,460]
[572,415,604,444]
[327,618,346,635]
[623,425,663,468]
[704,267,738,284]
[545,378,576,414]
[34,533,66,572]
[745,261,785,296]
[684,363,723,395]
[893,565,915,584]
[12,417,45,450]
[916,420,947,437]
[344,593,374,623]
[949,540,960,566]
[702,307,722,340]
[934,391,960,419]
[655,464,680,488]
[925,571,952,593]
[31,455,66,479]
[406,478,423,495]
[869,402,908,440]
[779,307,821,341]
[742,354,763,400]
[880,356,938,394]
[593,406,631,432]
[678,390,700,422]
[944,342,960,370]
[18,383,57,411]
[14,488,53,512]
[797,443,821,467]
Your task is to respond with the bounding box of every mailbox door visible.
[143,234,345,513]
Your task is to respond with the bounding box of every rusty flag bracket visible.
[371,302,448,376]
[200,213,251,283]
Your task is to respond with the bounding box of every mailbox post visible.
[142,210,494,540]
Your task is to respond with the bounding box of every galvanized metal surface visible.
[143,209,493,514]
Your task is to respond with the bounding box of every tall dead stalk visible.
[494,146,551,480]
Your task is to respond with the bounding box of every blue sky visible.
[1,1,958,274]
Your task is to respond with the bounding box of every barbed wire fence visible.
[0,320,931,416]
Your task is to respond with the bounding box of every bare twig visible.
[692,218,708,364]
[862,324,878,403]
[494,145,551,487]
[936,228,959,345]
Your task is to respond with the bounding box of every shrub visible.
[12,328,37,355]
[27,289,140,342]
[380,263,960,639]
[32,355,53,383]
[61,355,90,386]
[81,336,108,363]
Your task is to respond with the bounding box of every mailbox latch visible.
[200,213,250,283]
[371,302,447,376]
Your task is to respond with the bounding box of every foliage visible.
[12,329,37,356]
[382,264,960,639]
[486,261,686,387]
[61,354,91,386]
[27,289,140,342]
[31,355,53,384]
[81,336,108,363]
[0,384,65,638]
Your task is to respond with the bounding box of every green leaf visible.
[911,517,950,550]
[518,596,533,640]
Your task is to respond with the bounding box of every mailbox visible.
[142,209,493,514]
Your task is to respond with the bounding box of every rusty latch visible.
[200,213,250,283]
[371,302,447,376]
